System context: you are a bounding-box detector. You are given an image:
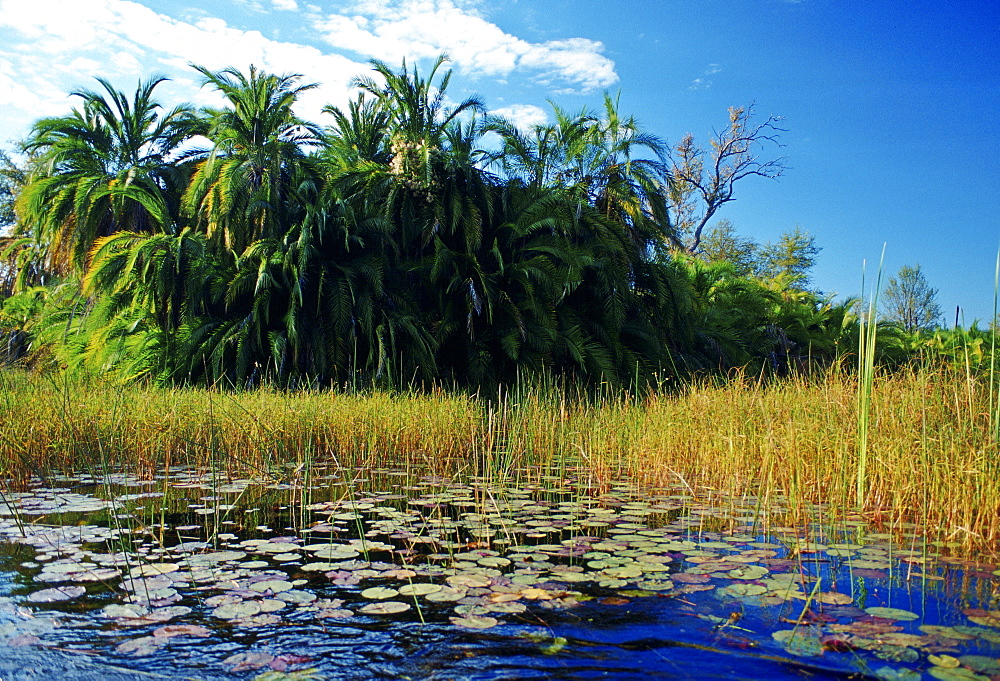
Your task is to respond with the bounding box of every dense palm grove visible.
[0,58,959,390]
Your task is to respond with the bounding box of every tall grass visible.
[1,363,999,557]
[856,246,885,506]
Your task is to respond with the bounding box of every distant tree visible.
[755,227,820,290]
[696,222,819,291]
[881,264,942,333]
[697,219,758,277]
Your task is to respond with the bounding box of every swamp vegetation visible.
[1,57,999,679]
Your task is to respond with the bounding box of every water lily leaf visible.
[477,557,510,568]
[361,587,399,600]
[966,614,1000,628]
[865,607,920,621]
[727,565,769,580]
[101,604,149,619]
[424,587,467,602]
[258,599,286,613]
[874,667,922,681]
[958,656,1000,674]
[927,667,990,681]
[311,546,360,560]
[397,583,441,596]
[152,624,211,638]
[144,605,192,622]
[720,583,767,598]
[772,629,823,657]
[929,655,962,669]
[130,563,179,577]
[484,601,526,614]
[213,601,262,619]
[116,636,163,656]
[450,615,499,629]
[446,574,491,588]
[28,585,86,603]
[276,590,316,604]
[879,633,929,647]
[249,579,294,594]
[225,651,274,671]
[920,626,977,641]
[814,592,854,605]
[359,601,410,615]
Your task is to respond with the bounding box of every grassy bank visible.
[2,366,998,556]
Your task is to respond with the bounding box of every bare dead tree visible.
[665,104,786,252]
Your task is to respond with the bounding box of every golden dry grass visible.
[2,364,997,555]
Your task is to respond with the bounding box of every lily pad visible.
[361,586,399,600]
[213,601,262,619]
[28,585,86,603]
[397,583,442,596]
[450,615,499,629]
[864,607,920,621]
[359,601,410,615]
[152,624,211,638]
[248,579,294,594]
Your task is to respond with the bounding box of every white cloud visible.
[489,103,547,131]
[0,0,370,142]
[689,63,722,90]
[0,0,617,147]
[312,0,618,93]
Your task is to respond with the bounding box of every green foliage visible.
[880,264,942,333]
[698,222,820,291]
[755,227,820,290]
[5,57,981,391]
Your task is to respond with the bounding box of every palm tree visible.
[18,76,195,275]
[486,94,669,257]
[351,55,484,196]
[183,64,323,253]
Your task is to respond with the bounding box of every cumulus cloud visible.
[489,103,548,131]
[0,0,368,139]
[0,0,617,146]
[311,0,618,93]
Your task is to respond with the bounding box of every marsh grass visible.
[1,363,999,557]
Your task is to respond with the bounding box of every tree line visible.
[0,57,956,389]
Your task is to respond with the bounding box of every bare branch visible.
[665,104,786,252]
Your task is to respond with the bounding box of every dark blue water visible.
[0,474,998,681]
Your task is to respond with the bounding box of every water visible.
[0,468,997,680]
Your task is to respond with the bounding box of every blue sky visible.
[1,0,997,322]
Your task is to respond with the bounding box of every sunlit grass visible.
[2,363,998,556]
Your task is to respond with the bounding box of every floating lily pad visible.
[864,607,920,621]
[424,585,469,603]
[130,563,180,577]
[359,601,410,615]
[450,615,499,629]
[361,587,399,600]
[446,574,491,588]
[726,565,769,580]
[249,579,294,594]
[213,601,261,619]
[397,583,441,596]
[152,624,211,638]
[814,592,854,605]
[720,583,767,598]
[116,635,163,656]
[927,667,990,681]
[28,585,86,603]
